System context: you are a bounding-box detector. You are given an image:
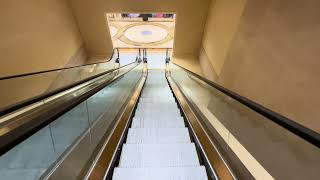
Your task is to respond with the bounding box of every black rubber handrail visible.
[0,49,118,80]
[172,63,320,148]
[0,60,135,116]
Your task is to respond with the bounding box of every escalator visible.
[0,49,319,180]
[0,49,145,180]
[112,70,207,180]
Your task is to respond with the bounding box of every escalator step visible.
[136,102,178,109]
[113,71,208,180]
[135,109,181,117]
[113,167,208,180]
[118,143,200,168]
[135,107,180,113]
[126,128,190,144]
[131,117,185,128]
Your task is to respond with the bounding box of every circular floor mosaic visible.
[124,24,168,43]
[119,22,173,46]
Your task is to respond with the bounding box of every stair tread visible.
[135,111,181,117]
[119,143,200,168]
[137,103,177,109]
[126,128,190,144]
[113,167,208,180]
[131,117,185,128]
[135,108,180,113]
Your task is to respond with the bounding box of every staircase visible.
[112,70,208,180]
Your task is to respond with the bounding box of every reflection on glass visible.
[170,64,320,180]
[0,63,143,179]
[0,50,119,111]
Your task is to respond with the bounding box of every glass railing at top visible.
[0,48,141,115]
[169,64,320,180]
[0,63,144,180]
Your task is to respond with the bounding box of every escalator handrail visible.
[171,62,320,148]
[0,49,118,80]
[0,61,141,155]
[0,50,129,116]
[86,66,147,180]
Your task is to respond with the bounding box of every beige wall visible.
[199,47,218,81]
[173,55,203,76]
[200,0,320,132]
[0,0,86,77]
[68,0,113,59]
[68,0,211,58]
[201,0,247,76]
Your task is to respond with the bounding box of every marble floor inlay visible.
[108,21,175,48]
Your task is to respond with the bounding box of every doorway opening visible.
[106,13,176,49]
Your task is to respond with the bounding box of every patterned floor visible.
[108,21,175,48]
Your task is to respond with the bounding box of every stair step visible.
[140,93,174,99]
[135,110,181,117]
[140,96,173,98]
[139,100,175,104]
[119,143,200,168]
[142,93,172,96]
[134,112,182,118]
[136,107,180,112]
[113,167,208,180]
[131,117,185,128]
[137,103,177,109]
[142,90,171,92]
[126,128,190,144]
[136,107,178,112]
[140,98,175,102]
[141,92,172,95]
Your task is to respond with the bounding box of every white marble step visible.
[113,167,208,180]
[126,128,190,144]
[131,117,185,128]
[119,143,200,168]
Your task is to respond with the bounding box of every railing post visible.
[115,48,120,64]
[137,48,142,62]
[165,49,170,64]
[143,48,148,63]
